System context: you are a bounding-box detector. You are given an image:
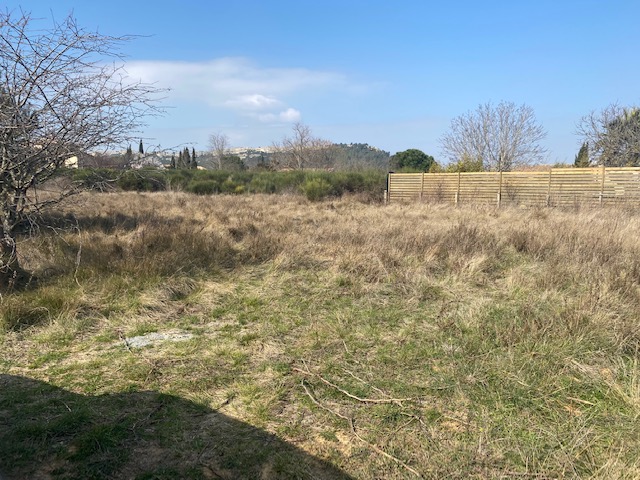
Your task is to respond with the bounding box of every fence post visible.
[420,172,425,200]
[599,165,606,206]
[455,171,461,206]
[386,173,391,204]
[497,171,503,207]
[546,169,552,207]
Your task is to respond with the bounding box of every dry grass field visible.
[1,191,640,479]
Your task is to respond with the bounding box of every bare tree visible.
[577,104,640,167]
[208,132,230,170]
[272,122,335,170]
[0,10,162,289]
[310,138,339,169]
[439,101,547,172]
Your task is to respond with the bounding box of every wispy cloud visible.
[123,57,354,125]
[255,108,302,123]
[225,94,281,111]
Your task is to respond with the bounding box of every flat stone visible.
[124,331,194,348]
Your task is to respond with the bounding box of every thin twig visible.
[293,366,415,405]
[300,380,423,478]
[342,368,387,397]
[352,429,423,478]
[499,472,555,479]
[301,380,353,426]
[119,331,134,354]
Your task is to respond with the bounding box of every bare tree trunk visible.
[0,232,27,290]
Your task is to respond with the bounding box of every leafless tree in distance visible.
[439,101,547,172]
[0,10,163,289]
[577,104,640,167]
[272,122,336,170]
[208,132,230,170]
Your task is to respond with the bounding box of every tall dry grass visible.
[2,191,640,479]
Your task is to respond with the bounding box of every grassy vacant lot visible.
[1,192,639,479]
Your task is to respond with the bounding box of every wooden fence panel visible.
[387,167,640,206]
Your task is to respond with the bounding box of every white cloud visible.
[225,94,281,110]
[123,57,354,125]
[279,108,302,122]
[256,108,302,123]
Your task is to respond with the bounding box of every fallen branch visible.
[342,368,387,397]
[499,472,556,479]
[300,380,423,478]
[301,380,353,428]
[293,366,415,405]
[352,429,423,478]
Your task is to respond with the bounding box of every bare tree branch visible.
[271,122,336,170]
[208,132,229,170]
[576,104,640,167]
[439,101,547,172]
[0,9,164,289]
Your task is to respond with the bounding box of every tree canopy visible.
[272,123,336,170]
[439,101,547,172]
[389,149,435,172]
[574,142,590,168]
[578,105,640,167]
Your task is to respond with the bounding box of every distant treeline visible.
[69,168,388,201]
[237,143,391,171]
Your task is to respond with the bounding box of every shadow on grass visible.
[0,374,352,480]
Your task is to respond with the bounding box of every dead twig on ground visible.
[293,365,415,405]
[300,379,424,478]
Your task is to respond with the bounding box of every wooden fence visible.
[387,167,640,207]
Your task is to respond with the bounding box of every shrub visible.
[69,168,119,191]
[221,177,241,194]
[186,180,219,195]
[117,170,166,192]
[248,175,277,194]
[166,169,195,191]
[301,177,333,201]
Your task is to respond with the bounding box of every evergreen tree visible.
[574,142,590,167]
[183,147,191,169]
[138,139,144,155]
[191,148,197,169]
[390,149,435,172]
[124,145,133,165]
[170,154,176,169]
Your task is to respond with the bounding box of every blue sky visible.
[5,0,640,163]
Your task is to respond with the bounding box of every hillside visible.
[228,143,390,170]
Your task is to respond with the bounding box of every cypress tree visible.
[191,148,197,169]
[124,145,133,165]
[184,147,191,169]
[138,139,144,155]
[574,142,590,168]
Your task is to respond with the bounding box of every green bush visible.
[166,169,195,190]
[69,168,119,190]
[221,177,241,194]
[117,170,166,192]
[186,180,220,195]
[301,178,333,201]
[69,167,386,199]
[248,175,277,194]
